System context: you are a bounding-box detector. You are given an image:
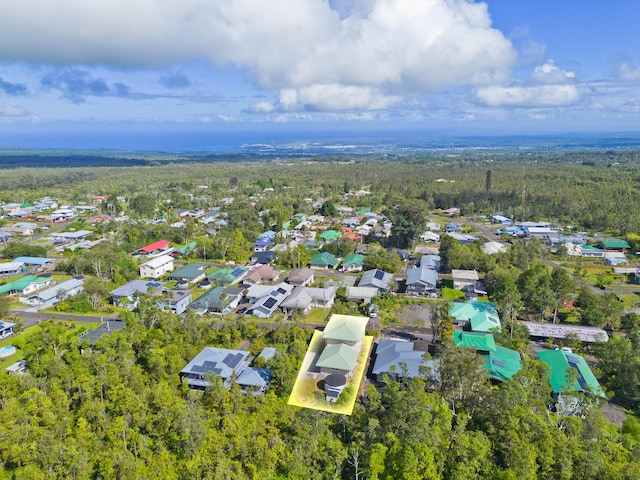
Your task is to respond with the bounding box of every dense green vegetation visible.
[2,150,640,478]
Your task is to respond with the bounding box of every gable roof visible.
[279,286,313,310]
[341,253,365,267]
[80,321,126,345]
[452,269,479,281]
[168,263,207,280]
[0,275,49,294]
[537,350,605,397]
[372,339,437,379]
[359,269,394,290]
[319,229,342,241]
[140,255,174,269]
[110,279,165,297]
[449,301,502,333]
[181,347,250,382]
[31,276,84,302]
[137,239,170,254]
[323,314,368,343]
[236,367,272,388]
[406,266,438,287]
[287,268,314,283]
[208,266,247,284]
[13,256,54,266]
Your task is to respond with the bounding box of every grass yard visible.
[442,287,466,301]
[304,308,330,324]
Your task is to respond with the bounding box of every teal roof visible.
[341,253,365,267]
[449,301,502,333]
[175,241,197,254]
[319,229,341,241]
[170,263,207,280]
[482,346,522,381]
[453,331,496,352]
[309,252,339,267]
[323,314,368,343]
[580,245,602,251]
[316,343,360,371]
[355,208,372,215]
[208,266,247,284]
[602,240,631,249]
[0,275,47,294]
[538,350,605,397]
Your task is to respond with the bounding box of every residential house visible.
[448,233,479,244]
[134,239,172,257]
[339,253,365,272]
[24,276,84,306]
[345,286,379,305]
[0,275,52,296]
[444,222,462,233]
[319,229,341,243]
[453,331,521,382]
[253,237,274,253]
[0,262,25,276]
[602,240,631,252]
[451,269,480,290]
[236,367,272,394]
[180,347,250,389]
[109,280,165,308]
[482,241,508,255]
[580,245,604,258]
[287,268,315,287]
[426,221,441,231]
[249,283,293,318]
[168,263,208,285]
[13,256,55,271]
[405,266,438,294]
[420,231,440,242]
[449,301,502,333]
[0,320,16,339]
[189,286,244,315]
[157,288,193,314]
[603,252,628,266]
[243,265,280,286]
[358,269,394,292]
[280,286,337,315]
[208,266,248,285]
[316,314,369,403]
[54,230,93,243]
[79,321,126,346]
[250,250,275,265]
[492,214,511,225]
[537,349,605,401]
[309,252,340,270]
[421,255,441,271]
[172,241,197,258]
[140,255,174,279]
[372,339,438,382]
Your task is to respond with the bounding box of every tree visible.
[517,263,554,319]
[0,293,11,318]
[83,276,110,310]
[486,268,522,322]
[550,268,575,324]
[318,200,337,217]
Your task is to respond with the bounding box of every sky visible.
[1,0,640,149]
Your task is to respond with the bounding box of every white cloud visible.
[475,84,580,107]
[0,103,30,116]
[0,0,516,107]
[618,63,640,82]
[531,60,575,85]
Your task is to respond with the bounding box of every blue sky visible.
[1,0,640,148]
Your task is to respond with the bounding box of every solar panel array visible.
[263,297,278,309]
[374,270,385,280]
[276,287,287,295]
[222,353,245,368]
[492,359,505,367]
[230,267,245,276]
[146,282,162,288]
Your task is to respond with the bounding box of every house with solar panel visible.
[207,266,248,285]
[538,350,605,400]
[139,255,174,279]
[157,288,193,314]
[180,347,251,390]
[0,320,16,339]
[449,301,502,333]
[453,331,522,382]
[109,280,165,308]
[247,282,293,318]
[358,269,394,293]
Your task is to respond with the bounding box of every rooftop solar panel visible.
[276,287,287,294]
[230,267,244,276]
[566,355,581,364]
[492,359,505,367]
[374,270,385,280]
[223,353,244,369]
[263,297,278,309]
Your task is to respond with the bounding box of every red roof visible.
[138,239,170,254]
[345,232,362,241]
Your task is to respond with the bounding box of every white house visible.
[140,255,174,279]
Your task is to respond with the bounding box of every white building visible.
[140,255,174,279]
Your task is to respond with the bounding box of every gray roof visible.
[31,276,84,302]
[359,269,394,290]
[181,347,250,383]
[406,266,438,287]
[80,321,126,345]
[236,367,271,388]
[110,279,165,297]
[280,286,313,309]
[421,255,441,271]
[372,339,439,380]
[189,285,243,312]
[258,347,277,361]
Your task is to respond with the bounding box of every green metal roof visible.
[170,263,206,280]
[208,266,247,284]
[602,240,631,249]
[453,331,497,352]
[537,350,605,397]
[175,241,197,254]
[309,252,339,267]
[323,314,368,343]
[0,275,46,294]
[580,245,602,251]
[482,346,522,381]
[341,253,365,267]
[449,301,502,333]
[319,229,341,241]
[316,343,360,371]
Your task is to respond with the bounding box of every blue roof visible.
[13,256,54,265]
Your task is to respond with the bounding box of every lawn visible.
[442,287,466,301]
[0,321,99,371]
[304,308,330,324]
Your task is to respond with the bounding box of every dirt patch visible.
[395,303,433,328]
